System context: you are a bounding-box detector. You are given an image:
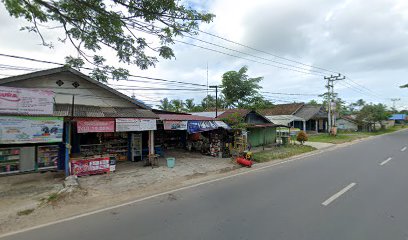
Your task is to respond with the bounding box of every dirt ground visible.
[0,150,238,235]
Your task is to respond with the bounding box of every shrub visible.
[296,131,308,145]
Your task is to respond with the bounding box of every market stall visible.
[69,118,157,175]
[155,113,232,158]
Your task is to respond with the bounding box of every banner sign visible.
[77,118,115,133]
[0,116,63,144]
[70,157,110,176]
[116,118,157,132]
[0,86,54,115]
[187,120,230,134]
[163,120,188,130]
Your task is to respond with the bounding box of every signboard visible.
[116,118,157,132]
[163,120,188,130]
[0,116,63,144]
[0,86,54,115]
[70,156,110,176]
[77,118,115,133]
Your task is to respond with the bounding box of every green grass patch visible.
[308,125,407,144]
[308,134,368,144]
[252,144,316,163]
[47,192,60,202]
[17,208,35,216]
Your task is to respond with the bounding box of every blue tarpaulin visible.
[187,120,230,134]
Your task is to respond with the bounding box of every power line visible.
[184,35,327,75]
[0,53,208,87]
[197,29,340,75]
[174,40,325,77]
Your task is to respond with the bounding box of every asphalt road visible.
[2,130,408,240]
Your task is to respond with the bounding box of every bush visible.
[296,131,308,145]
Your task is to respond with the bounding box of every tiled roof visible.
[294,105,326,120]
[158,114,214,121]
[55,104,158,118]
[259,103,304,116]
[216,109,251,119]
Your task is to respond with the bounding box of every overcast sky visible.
[0,0,408,109]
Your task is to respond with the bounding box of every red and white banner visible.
[70,156,110,176]
[0,86,54,115]
[76,118,115,133]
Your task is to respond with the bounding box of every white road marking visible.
[322,182,356,206]
[380,157,392,166]
[401,146,407,152]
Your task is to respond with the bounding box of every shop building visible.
[216,109,286,148]
[154,111,231,157]
[0,67,158,176]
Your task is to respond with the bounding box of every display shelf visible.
[37,145,59,169]
[0,147,20,174]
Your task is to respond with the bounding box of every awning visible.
[187,120,230,134]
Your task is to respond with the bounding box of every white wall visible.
[337,119,358,131]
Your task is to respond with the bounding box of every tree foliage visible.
[3,0,214,81]
[221,66,263,108]
[356,103,391,130]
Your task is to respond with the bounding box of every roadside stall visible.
[69,118,157,176]
[155,113,232,158]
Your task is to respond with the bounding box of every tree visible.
[308,99,319,106]
[356,103,391,131]
[184,98,195,112]
[170,99,183,112]
[158,97,172,111]
[221,66,263,108]
[3,0,214,81]
[241,96,274,110]
[201,95,226,110]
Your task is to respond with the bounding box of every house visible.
[0,67,158,176]
[216,109,286,147]
[336,116,358,131]
[293,105,328,133]
[260,103,328,133]
[389,114,406,125]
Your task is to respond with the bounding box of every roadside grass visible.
[252,144,316,163]
[17,208,35,216]
[308,125,408,144]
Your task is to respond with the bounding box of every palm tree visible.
[171,99,184,112]
[158,98,173,111]
[184,98,195,112]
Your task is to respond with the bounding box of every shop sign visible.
[163,120,187,130]
[70,157,110,176]
[0,86,54,115]
[0,116,63,144]
[77,118,115,133]
[116,118,157,132]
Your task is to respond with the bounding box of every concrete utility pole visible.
[391,98,400,110]
[324,74,345,133]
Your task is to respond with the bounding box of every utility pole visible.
[209,85,220,118]
[324,74,345,134]
[390,98,400,110]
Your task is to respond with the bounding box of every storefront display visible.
[0,147,20,174]
[131,133,142,162]
[37,145,59,169]
[79,133,129,161]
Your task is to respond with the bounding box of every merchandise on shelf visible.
[37,145,59,169]
[0,147,20,174]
